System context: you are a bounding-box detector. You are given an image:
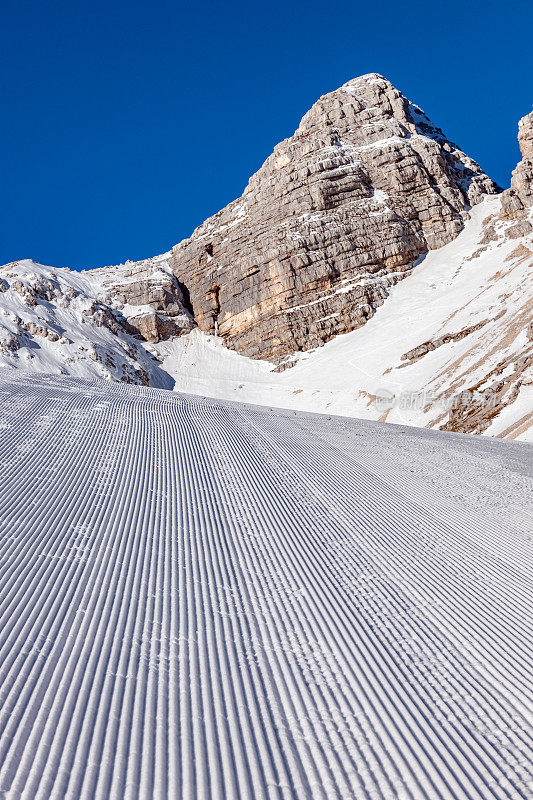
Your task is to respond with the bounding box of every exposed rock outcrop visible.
[441,354,532,437]
[151,73,497,362]
[514,111,533,204]
[95,74,497,362]
[0,260,174,387]
[2,77,531,442]
[500,111,533,224]
[97,258,194,343]
[399,318,494,367]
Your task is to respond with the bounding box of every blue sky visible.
[1,0,531,269]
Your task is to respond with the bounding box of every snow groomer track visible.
[0,372,532,800]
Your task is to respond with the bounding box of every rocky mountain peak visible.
[57,73,498,367]
[514,111,533,209]
[0,79,531,441]
[152,73,498,363]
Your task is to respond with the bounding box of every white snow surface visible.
[159,198,533,442]
[0,370,531,799]
[1,197,532,440]
[0,259,172,388]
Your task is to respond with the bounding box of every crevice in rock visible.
[177,279,195,319]
[210,283,221,334]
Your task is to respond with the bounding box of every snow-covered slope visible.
[0,197,531,440]
[0,259,173,387]
[159,197,533,441]
[0,371,531,800]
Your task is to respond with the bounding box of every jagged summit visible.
[158,73,498,363]
[6,75,500,366]
[344,71,386,81]
[1,77,531,440]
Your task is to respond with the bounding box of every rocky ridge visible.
[0,260,177,386]
[5,73,499,369]
[160,194,532,441]
[126,73,498,364]
[500,111,533,233]
[0,76,531,440]
[433,110,533,436]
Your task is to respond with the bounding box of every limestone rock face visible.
[155,73,498,362]
[98,258,195,343]
[500,111,533,219]
[518,111,533,158]
[513,112,533,207]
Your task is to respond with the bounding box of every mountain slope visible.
[0,78,530,441]
[0,257,188,387]
[0,371,532,799]
[0,193,533,441]
[157,195,533,441]
[139,73,499,363]
[0,193,531,440]
[3,74,500,368]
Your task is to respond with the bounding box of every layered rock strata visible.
[105,74,498,362]
[168,75,499,361]
[500,111,533,236]
[96,257,194,342]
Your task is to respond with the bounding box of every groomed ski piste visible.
[0,370,532,800]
